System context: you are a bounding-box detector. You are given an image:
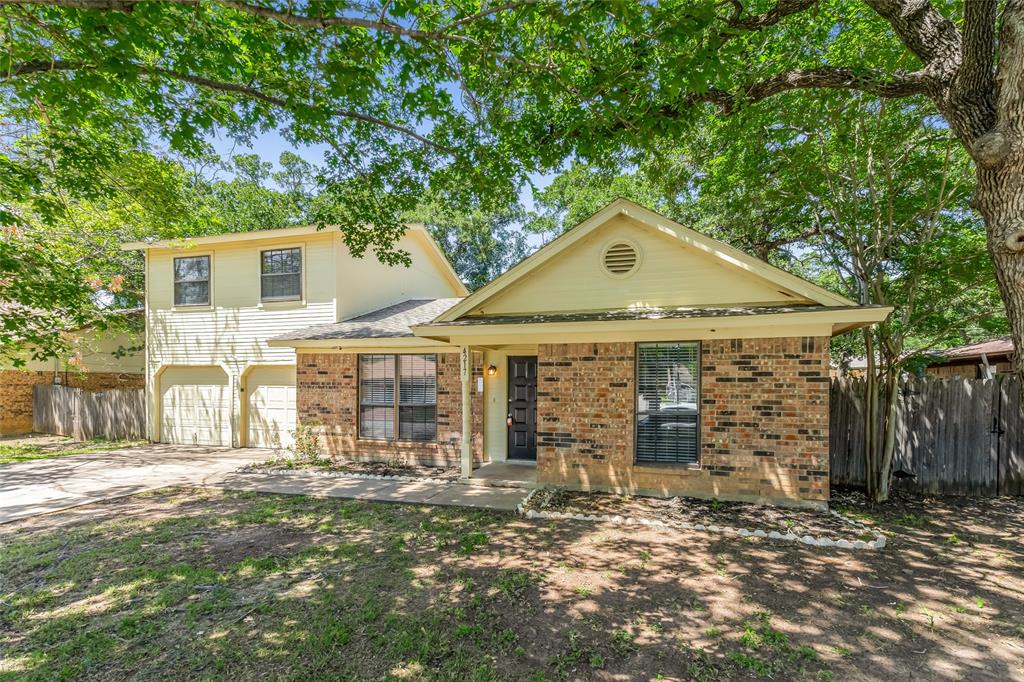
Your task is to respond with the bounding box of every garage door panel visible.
[160,367,231,446]
[247,366,296,449]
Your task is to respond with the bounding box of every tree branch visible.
[0,0,523,46]
[683,66,930,115]
[954,0,997,101]
[0,0,548,69]
[724,0,817,33]
[2,59,455,154]
[862,0,961,74]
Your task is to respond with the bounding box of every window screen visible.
[173,255,210,306]
[359,354,437,442]
[261,247,302,301]
[636,342,700,465]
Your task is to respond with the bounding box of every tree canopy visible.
[3,0,1021,381]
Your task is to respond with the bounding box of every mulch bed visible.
[523,488,866,539]
[249,457,461,481]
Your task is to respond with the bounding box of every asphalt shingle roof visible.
[940,337,1014,360]
[416,304,887,327]
[272,298,462,341]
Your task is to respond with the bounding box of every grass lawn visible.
[1,488,1021,681]
[0,437,146,465]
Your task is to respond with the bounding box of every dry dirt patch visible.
[1,487,1021,681]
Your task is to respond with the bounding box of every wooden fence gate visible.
[830,376,1024,496]
[33,384,146,441]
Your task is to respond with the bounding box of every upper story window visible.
[636,341,700,466]
[261,247,302,301]
[173,255,210,306]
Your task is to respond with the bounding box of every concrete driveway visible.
[0,444,273,523]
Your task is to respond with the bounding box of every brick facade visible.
[296,352,484,467]
[534,338,830,508]
[0,370,145,435]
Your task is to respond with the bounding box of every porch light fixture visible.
[486,364,498,376]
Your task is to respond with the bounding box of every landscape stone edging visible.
[515,488,887,551]
[235,465,454,486]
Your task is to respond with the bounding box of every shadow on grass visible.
[1,487,1022,681]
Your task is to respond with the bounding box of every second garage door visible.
[160,366,232,446]
[246,365,296,448]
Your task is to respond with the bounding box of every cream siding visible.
[145,227,465,446]
[146,233,335,444]
[7,328,144,375]
[472,216,811,316]
[335,230,463,320]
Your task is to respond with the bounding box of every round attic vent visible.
[602,240,640,277]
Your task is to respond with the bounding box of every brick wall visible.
[0,370,145,435]
[535,338,830,508]
[296,352,483,467]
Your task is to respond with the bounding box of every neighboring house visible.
[831,356,868,378]
[264,199,890,507]
[924,337,1015,379]
[123,224,467,450]
[0,315,145,435]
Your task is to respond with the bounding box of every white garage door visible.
[160,366,232,446]
[246,365,296,449]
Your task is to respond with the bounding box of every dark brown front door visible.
[507,356,537,460]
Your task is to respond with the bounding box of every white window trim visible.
[171,252,214,310]
[257,242,307,308]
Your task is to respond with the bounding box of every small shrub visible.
[458,531,490,555]
[729,652,771,676]
[611,628,636,655]
[290,419,323,463]
[494,569,535,599]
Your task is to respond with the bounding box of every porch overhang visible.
[411,305,893,346]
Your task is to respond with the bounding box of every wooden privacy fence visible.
[830,376,1024,496]
[33,384,145,441]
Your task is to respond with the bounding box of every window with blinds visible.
[359,354,436,442]
[261,247,302,301]
[635,342,700,465]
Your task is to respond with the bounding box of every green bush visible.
[290,419,324,463]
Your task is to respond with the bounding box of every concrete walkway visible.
[0,445,273,524]
[213,470,527,511]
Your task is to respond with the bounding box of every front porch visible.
[463,460,538,489]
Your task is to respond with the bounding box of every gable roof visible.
[433,198,854,323]
[123,223,468,298]
[417,304,889,328]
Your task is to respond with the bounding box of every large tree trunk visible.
[975,167,1024,378]
[967,3,1024,379]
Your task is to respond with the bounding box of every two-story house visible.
[130,200,890,508]
[124,225,466,449]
